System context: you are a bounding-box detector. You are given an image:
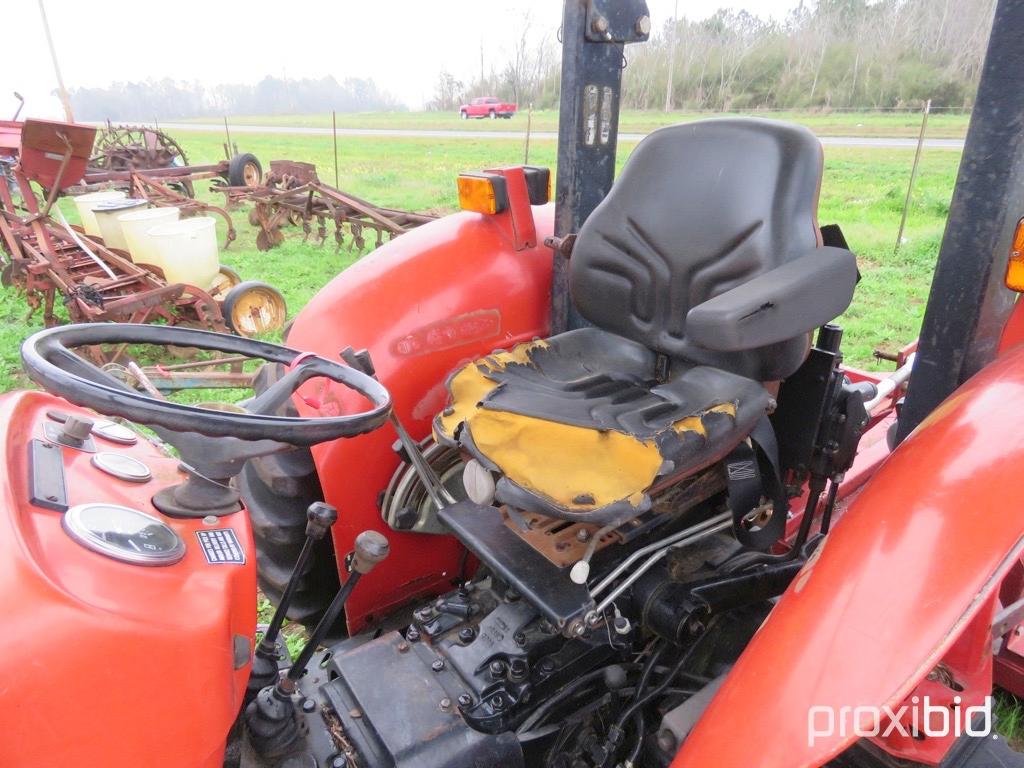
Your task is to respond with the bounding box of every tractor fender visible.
[675,344,1024,768]
[286,203,554,632]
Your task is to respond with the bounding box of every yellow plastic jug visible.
[118,207,181,266]
[72,189,126,236]
[94,199,148,252]
[147,216,220,288]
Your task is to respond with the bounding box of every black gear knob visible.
[352,530,390,574]
[305,502,338,540]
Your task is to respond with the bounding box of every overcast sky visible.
[3,0,802,120]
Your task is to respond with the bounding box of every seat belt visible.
[726,416,789,550]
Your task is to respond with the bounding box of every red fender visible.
[0,391,255,768]
[287,199,554,632]
[999,295,1024,354]
[676,345,1024,767]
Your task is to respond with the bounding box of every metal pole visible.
[37,0,74,123]
[333,111,339,188]
[894,99,931,255]
[524,103,533,164]
[223,116,233,159]
[551,0,651,334]
[664,0,679,112]
[895,0,1024,443]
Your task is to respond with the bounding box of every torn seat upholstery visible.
[434,118,859,526]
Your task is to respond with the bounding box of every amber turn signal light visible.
[1005,217,1024,292]
[457,173,508,214]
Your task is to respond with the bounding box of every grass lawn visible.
[0,130,960,390]
[182,108,971,139]
[0,131,959,388]
[170,130,963,367]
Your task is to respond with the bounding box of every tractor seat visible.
[434,119,859,526]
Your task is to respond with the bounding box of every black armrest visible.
[685,246,858,352]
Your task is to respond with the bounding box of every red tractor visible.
[4,2,1024,767]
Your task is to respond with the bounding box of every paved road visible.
[154,122,965,150]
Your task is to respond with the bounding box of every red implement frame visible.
[220,160,437,252]
[80,163,239,249]
[0,120,227,348]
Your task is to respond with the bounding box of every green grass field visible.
[5,124,1024,744]
[0,130,961,391]
[183,108,971,139]
[177,129,962,369]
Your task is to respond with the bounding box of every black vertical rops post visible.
[551,0,651,333]
[896,0,1024,443]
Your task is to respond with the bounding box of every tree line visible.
[431,0,995,113]
[69,75,401,121]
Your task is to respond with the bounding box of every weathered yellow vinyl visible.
[435,340,738,512]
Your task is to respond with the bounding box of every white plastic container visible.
[93,199,148,252]
[73,189,126,236]
[147,216,220,288]
[118,206,180,265]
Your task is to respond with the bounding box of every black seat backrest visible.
[570,118,824,381]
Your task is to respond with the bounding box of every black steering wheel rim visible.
[21,323,392,446]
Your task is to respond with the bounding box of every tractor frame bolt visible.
[513,631,527,646]
[440,697,452,711]
[656,729,677,753]
[407,626,421,642]
[488,660,506,679]
[576,529,590,542]
[432,658,445,672]
[302,697,317,713]
[508,658,529,682]
[458,693,473,708]
[397,641,410,653]
[591,14,609,34]
[458,627,475,643]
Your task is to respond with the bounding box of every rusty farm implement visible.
[220,160,438,252]
[0,119,285,362]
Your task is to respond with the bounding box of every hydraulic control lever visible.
[247,501,338,696]
[341,346,454,511]
[245,530,390,759]
[282,529,390,689]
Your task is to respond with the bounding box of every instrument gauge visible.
[91,452,152,483]
[63,503,185,566]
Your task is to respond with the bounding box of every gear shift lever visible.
[247,501,338,698]
[245,530,390,759]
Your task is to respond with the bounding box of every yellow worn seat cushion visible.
[434,327,771,524]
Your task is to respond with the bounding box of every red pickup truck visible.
[459,96,517,119]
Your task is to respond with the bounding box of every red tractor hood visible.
[676,345,1024,767]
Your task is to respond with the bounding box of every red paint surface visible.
[676,344,1024,768]
[0,390,254,768]
[999,296,1024,354]
[287,201,555,632]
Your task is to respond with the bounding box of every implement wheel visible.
[227,152,263,187]
[207,265,241,300]
[222,281,287,337]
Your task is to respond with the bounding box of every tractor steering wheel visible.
[21,324,392,446]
